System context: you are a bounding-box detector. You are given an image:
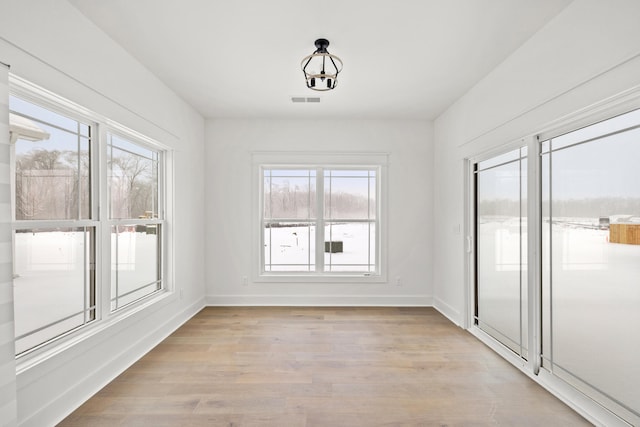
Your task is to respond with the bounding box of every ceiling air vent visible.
[291,97,321,103]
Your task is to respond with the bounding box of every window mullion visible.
[368,171,371,271]
[315,167,324,272]
[526,136,542,375]
[98,125,110,321]
[265,168,271,272]
[376,166,382,275]
[83,226,87,324]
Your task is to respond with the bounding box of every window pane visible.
[79,137,90,219]
[477,149,522,171]
[13,228,95,354]
[268,169,316,178]
[369,222,377,266]
[264,175,315,219]
[10,101,91,220]
[264,175,271,218]
[476,148,528,358]
[369,175,377,219]
[325,171,374,219]
[111,224,161,311]
[264,222,315,271]
[543,122,640,416]
[550,108,640,151]
[109,133,157,159]
[324,222,375,272]
[324,170,370,177]
[10,95,83,134]
[108,134,159,219]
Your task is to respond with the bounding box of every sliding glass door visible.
[541,108,640,423]
[475,147,528,359]
[473,107,640,425]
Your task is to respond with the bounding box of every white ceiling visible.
[69,0,572,120]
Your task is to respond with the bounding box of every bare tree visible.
[15,149,74,220]
[109,153,154,218]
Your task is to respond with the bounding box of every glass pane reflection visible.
[13,228,95,354]
[111,225,160,310]
[543,121,640,418]
[476,148,528,358]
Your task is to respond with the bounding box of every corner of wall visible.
[433,296,462,327]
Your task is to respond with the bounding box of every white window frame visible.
[9,75,174,363]
[105,127,166,312]
[252,152,388,283]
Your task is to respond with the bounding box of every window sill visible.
[16,290,175,376]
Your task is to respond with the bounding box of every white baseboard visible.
[20,297,205,427]
[205,294,433,307]
[433,297,462,326]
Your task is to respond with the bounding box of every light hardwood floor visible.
[59,307,591,426]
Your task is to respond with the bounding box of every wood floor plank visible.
[58,307,591,426]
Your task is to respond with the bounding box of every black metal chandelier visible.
[301,38,343,91]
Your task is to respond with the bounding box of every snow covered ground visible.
[478,217,639,414]
[264,222,375,272]
[13,230,158,354]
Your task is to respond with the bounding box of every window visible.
[474,147,528,359]
[108,133,163,310]
[261,166,380,276]
[10,94,97,355]
[9,78,168,356]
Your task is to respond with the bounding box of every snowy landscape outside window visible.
[261,167,379,275]
[540,107,640,422]
[10,94,97,355]
[9,79,168,356]
[108,133,163,311]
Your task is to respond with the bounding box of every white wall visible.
[0,0,206,425]
[433,0,640,325]
[205,119,433,306]
[0,63,18,427]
